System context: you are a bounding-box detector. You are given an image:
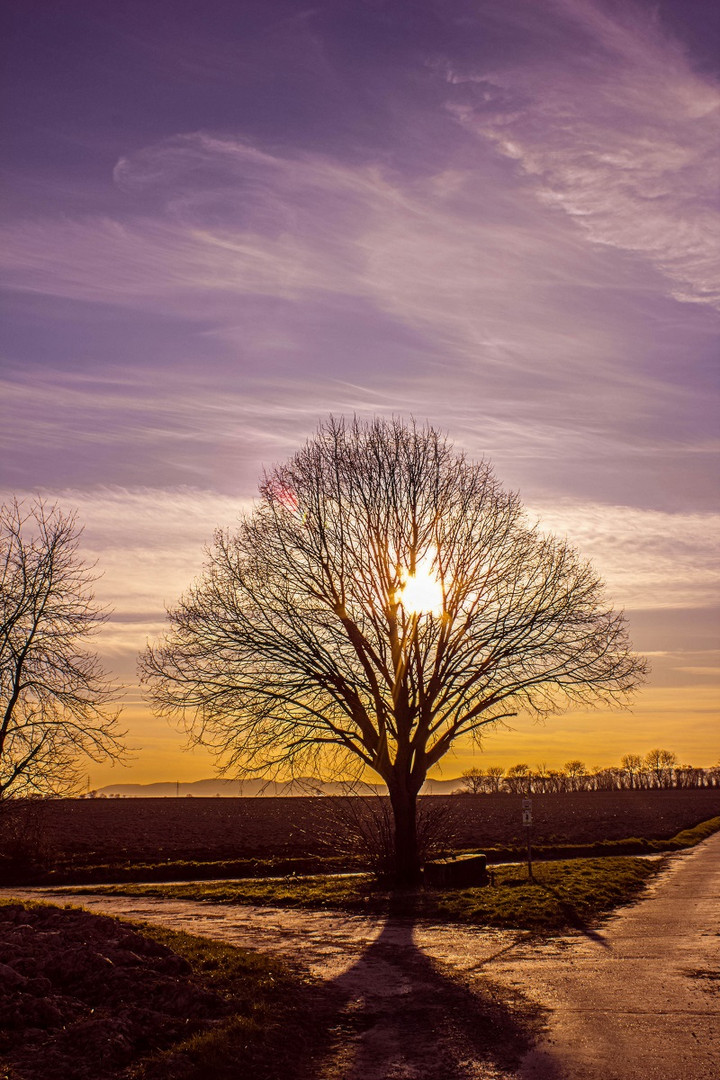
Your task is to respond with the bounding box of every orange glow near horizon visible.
[85,683,720,790]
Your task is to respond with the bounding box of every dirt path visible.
[2,890,530,1079]
[5,833,720,1079]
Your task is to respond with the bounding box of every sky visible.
[1,0,718,787]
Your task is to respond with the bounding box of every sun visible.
[399,554,444,617]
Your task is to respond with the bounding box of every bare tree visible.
[644,748,678,789]
[533,762,550,793]
[675,765,704,789]
[141,417,647,883]
[620,753,644,789]
[504,763,531,794]
[486,765,505,793]
[590,766,621,791]
[457,767,484,795]
[0,499,125,797]
[562,759,587,792]
[307,786,460,878]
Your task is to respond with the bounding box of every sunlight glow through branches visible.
[398,554,444,617]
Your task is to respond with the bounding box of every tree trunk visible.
[388,781,420,886]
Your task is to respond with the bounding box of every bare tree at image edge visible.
[141,417,647,885]
[0,499,125,798]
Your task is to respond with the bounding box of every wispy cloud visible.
[1,3,716,610]
[0,487,252,675]
[4,486,716,667]
[447,0,720,308]
[6,354,715,518]
[2,131,708,427]
[529,499,720,610]
[4,480,716,776]
[3,0,717,779]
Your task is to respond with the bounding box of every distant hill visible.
[96,776,464,797]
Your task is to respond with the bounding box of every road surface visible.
[4,832,719,1079]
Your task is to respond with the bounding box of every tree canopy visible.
[141,416,646,880]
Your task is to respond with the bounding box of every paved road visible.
[506,830,720,1079]
[4,832,720,1079]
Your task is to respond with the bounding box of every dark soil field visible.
[3,789,718,881]
[0,900,310,1080]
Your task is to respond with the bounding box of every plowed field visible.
[18,789,720,867]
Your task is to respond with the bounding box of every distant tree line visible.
[457,750,720,794]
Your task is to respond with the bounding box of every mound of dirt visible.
[0,903,232,1080]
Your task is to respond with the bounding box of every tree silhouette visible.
[486,765,505,793]
[141,417,646,882]
[504,763,532,795]
[644,748,678,788]
[458,767,485,794]
[621,753,644,789]
[563,760,587,792]
[1,499,125,797]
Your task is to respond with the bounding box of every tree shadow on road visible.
[290,893,546,1080]
[531,878,611,949]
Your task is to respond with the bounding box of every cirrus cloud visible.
[446,0,720,308]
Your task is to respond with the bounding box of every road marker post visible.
[522,797,534,881]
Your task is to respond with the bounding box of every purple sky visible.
[2,0,718,784]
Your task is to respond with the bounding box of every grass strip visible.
[38,854,359,887]
[64,815,720,932]
[68,855,662,933]
[126,922,317,1079]
[465,813,720,864]
[663,815,720,849]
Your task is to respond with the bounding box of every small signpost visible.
[522,797,534,880]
